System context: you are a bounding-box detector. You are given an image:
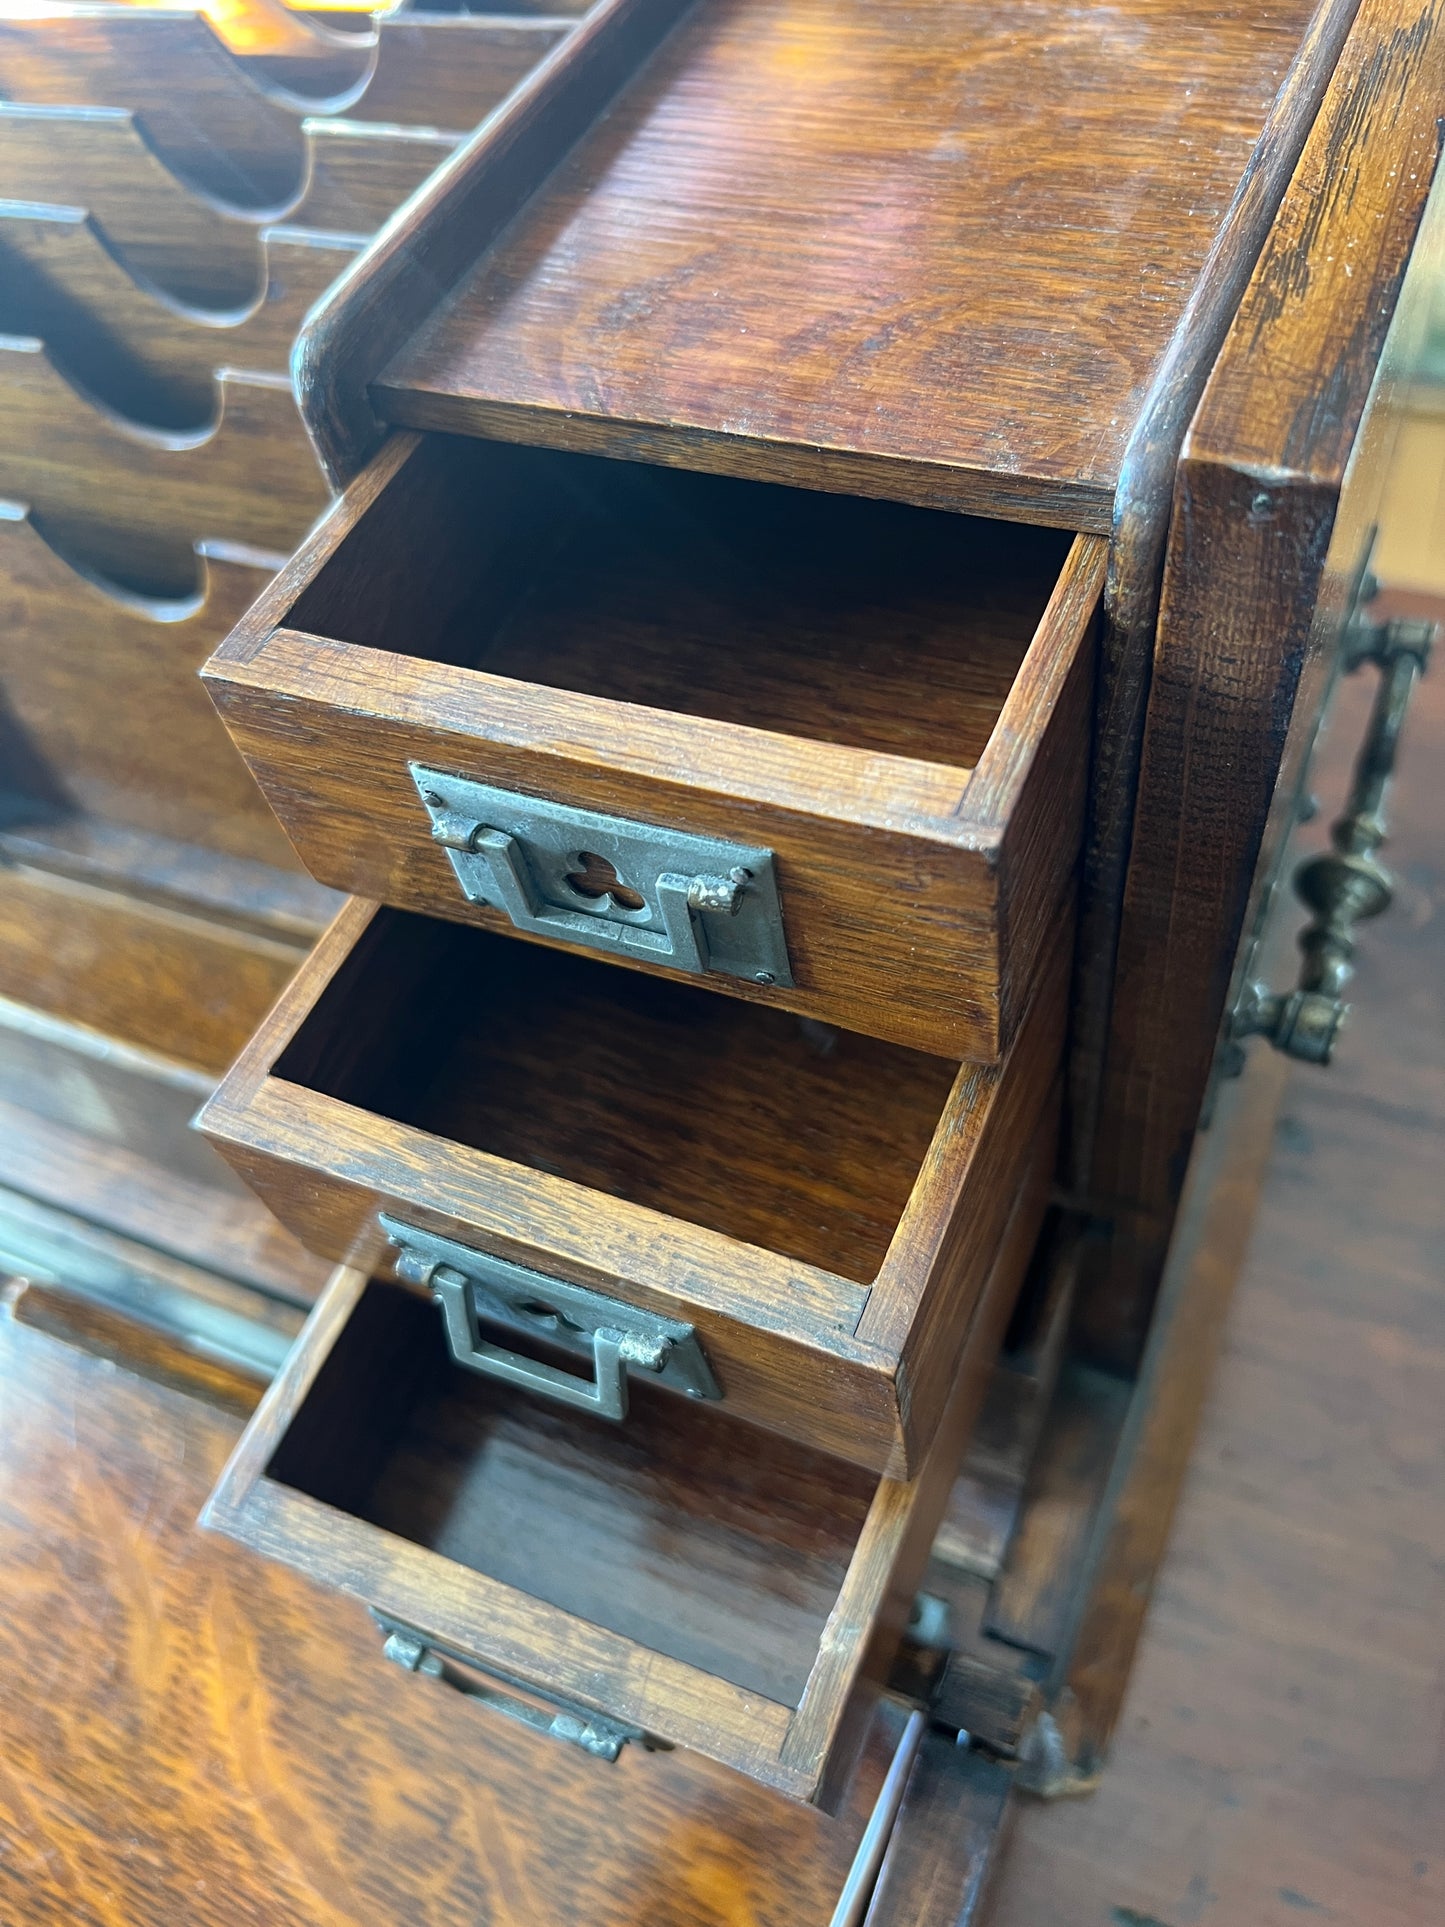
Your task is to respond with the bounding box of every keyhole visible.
[565,851,647,912]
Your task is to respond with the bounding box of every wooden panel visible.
[0,205,361,414]
[354,13,571,131]
[0,9,333,208]
[202,430,1103,1061]
[864,1735,1014,1927]
[0,505,306,865]
[198,896,1063,1471]
[0,863,303,1072]
[0,1297,908,1924]
[292,117,460,233]
[0,343,329,597]
[1078,0,1445,1368]
[377,0,1326,524]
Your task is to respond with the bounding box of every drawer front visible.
[201,1139,1043,1807]
[198,896,1067,1475]
[204,432,1103,1063]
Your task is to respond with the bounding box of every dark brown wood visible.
[0,1292,914,1924]
[1077,0,1445,1369]
[0,207,360,418]
[0,345,329,598]
[198,895,1066,1472]
[865,1735,1014,1927]
[377,0,1331,526]
[0,506,308,866]
[292,117,461,233]
[352,13,573,131]
[293,0,701,483]
[0,861,303,1073]
[202,430,1103,1060]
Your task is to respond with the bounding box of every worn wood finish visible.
[198,896,1065,1472]
[0,863,303,1073]
[0,1299,912,1924]
[0,506,308,865]
[204,1128,1034,1809]
[0,205,361,414]
[376,0,1324,524]
[350,13,572,130]
[0,104,456,313]
[865,1737,1014,1927]
[1077,0,1445,1369]
[0,343,329,597]
[293,0,698,482]
[203,431,1102,1061]
[987,620,1445,1927]
[1064,0,1361,1195]
[0,7,364,208]
[0,1004,330,1304]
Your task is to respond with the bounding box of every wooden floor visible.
[986,628,1445,1926]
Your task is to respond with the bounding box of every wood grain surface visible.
[0,344,329,598]
[203,429,1102,1060]
[0,1296,911,1925]
[1077,0,1445,1369]
[378,0,1324,525]
[0,205,361,415]
[984,606,1445,1927]
[0,506,305,865]
[198,896,1063,1471]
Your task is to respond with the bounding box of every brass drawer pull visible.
[1232,608,1434,1065]
[382,1216,721,1420]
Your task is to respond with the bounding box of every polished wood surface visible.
[0,1293,910,1924]
[1078,0,1445,1369]
[0,506,304,865]
[198,895,1066,1472]
[203,430,1102,1060]
[985,611,1445,1927]
[0,346,328,598]
[378,0,1328,526]
[0,205,360,416]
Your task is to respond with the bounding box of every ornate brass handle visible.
[1231,604,1434,1066]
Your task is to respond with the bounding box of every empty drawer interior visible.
[286,434,1076,766]
[268,1277,880,1708]
[274,906,963,1285]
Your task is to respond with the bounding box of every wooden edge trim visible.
[964,533,1107,832]
[1065,0,1366,1192]
[204,1071,876,1348]
[209,627,988,835]
[201,432,420,670]
[294,0,700,485]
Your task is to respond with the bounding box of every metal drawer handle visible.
[381,1216,720,1421]
[373,1612,646,1760]
[1232,608,1434,1065]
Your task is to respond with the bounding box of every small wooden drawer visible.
[201,1117,1043,1808]
[198,897,1065,1476]
[203,431,1103,1062]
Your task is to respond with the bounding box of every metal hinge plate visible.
[409,765,793,987]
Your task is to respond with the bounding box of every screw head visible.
[753,971,776,985]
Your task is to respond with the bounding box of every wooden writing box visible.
[202,432,1103,1063]
[201,1102,1046,1808]
[197,895,1064,1474]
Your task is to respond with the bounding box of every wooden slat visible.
[0,204,360,410]
[0,342,329,596]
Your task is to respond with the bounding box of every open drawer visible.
[198,897,1065,1475]
[202,431,1103,1062]
[201,1099,1048,1808]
